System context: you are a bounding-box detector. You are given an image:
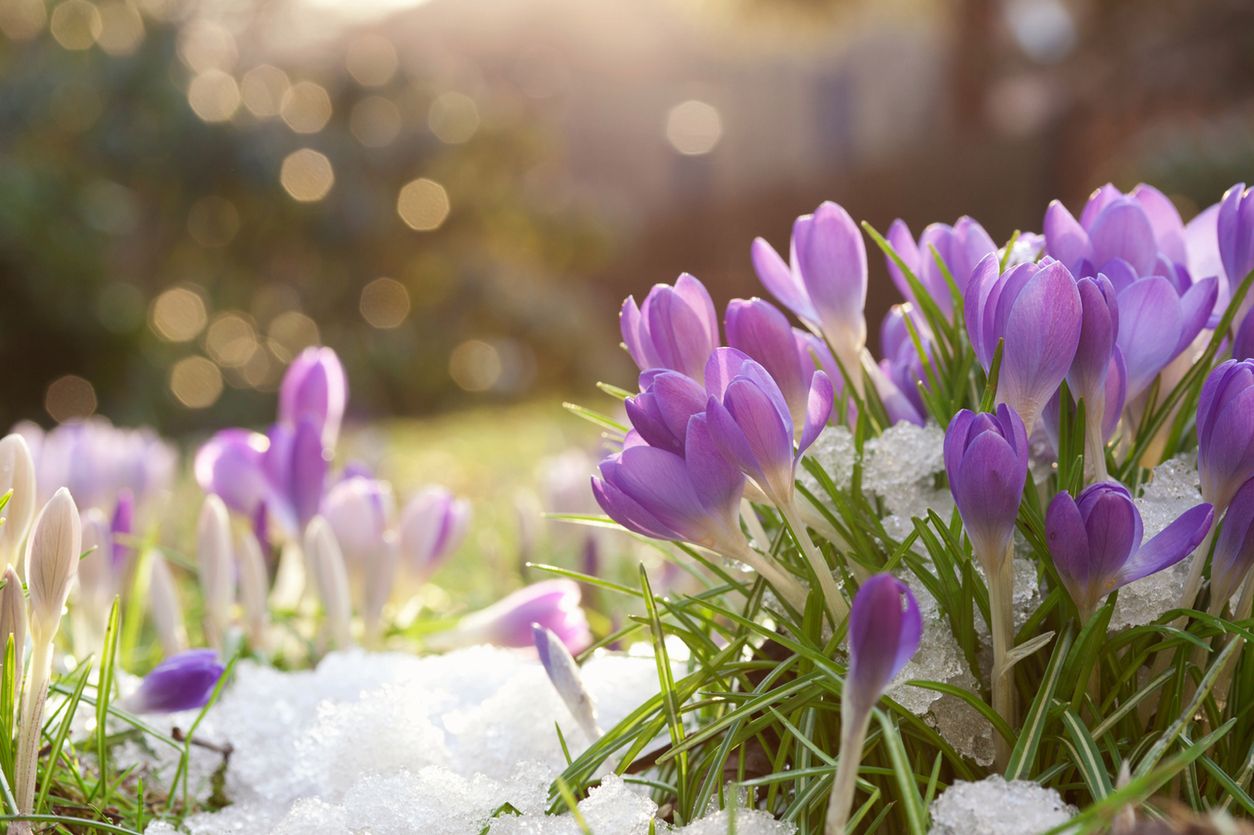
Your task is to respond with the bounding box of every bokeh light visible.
[187,70,241,123]
[345,34,398,87]
[359,277,411,329]
[448,340,501,392]
[350,95,402,147]
[176,19,236,72]
[428,92,479,145]
[280,81,332,134]
[96,1,144,56]
[280,149,334,202]
[49,0,101,50]
[665,99,723,156]
[150,286,208,342]
[205,312,259,368]
[187,196,240,247]
[267,311,320,362]
[45,375,97,422]
[397,178,450,231]
[241,64,290,118]
[169,356,223,408]
[0,0,46,40]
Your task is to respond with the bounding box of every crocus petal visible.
[952,431,1025,561]
[1235,313,1254,361]
[704,347,754,399]
[751,236,815,322]
[684,415,745,538]
[193,430,271,519]
[122,649,225,714]
[1218,184,1254,294]
[620,296,656,370]
[1211,478,1254,604]
[1045,491,1094,608]
[1115,503,1214,590]
[279,347,347,447]
[999,261,1083,422]
[884,219,921,303]
[797,371,833,457]
[591,475,681,541]
[726,298,809,423]
[1069,276,1117,401]
[1115,277,1185,399]
[795,201,867,345]
[1131,184,1188,266]
[1044,199,1091,272]
[1089,199,1157,277]
[846,574,921,713]
[1175,277,1218,357]
[1079,485,1141,587]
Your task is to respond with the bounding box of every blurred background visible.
[2,0,1254,603]
[3,0,1253,434]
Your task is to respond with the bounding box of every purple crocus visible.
[826,573,921,833]
[1046,482,1213,618]
[194,417,328,540]
[704,356,833,508]
[455,580,591,652]
[943,406,1029,567]
[751,201,868,393]
[845,574,922,713]
[1044,184,1188,278]
[966,255,1082,434]
[1210,477,1254,608]
[396,486,470,582]
[620,273,719,383]
[623,371,708,456]
[1219,183,1254,324]
[1064,275,1120,478]
[279,347,348,448]
[533,623,600,740]
[1112,270,1216,402]
[1197,359,1254,512]
[1234,313,1254,361]
[725,297,814,430]
[883,216,997,315]
[121,650,225,714]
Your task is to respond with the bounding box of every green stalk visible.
[10,638,52,834]
[824,691,871,835]
[780,501,848,624]
[988,546,1016,768]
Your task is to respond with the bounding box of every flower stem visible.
[988,550,1016,768]
[824,694,871,835]
[726,542,809,615]
[12,638,52,831]
[1084,400,1108,482]
[781,501,849,625]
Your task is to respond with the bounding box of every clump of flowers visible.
[562,182,1254,831]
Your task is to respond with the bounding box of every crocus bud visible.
[1218,183,1254,324]
[454,580,590,652]
[1197,359,1254,510]
[1210,477,1254,607]
[76,508,116,636]
[1069,276,1118,406]
[620,273,719,383]
[884,217,996,314]
[1046,482,1213,618]
[321,477,394,568]
[24,488,80,644]
[725,297,814,431]
[845,574,921,715]
[397,487,470,583]
[533,623,600,740]
[235,529,270,650]
[148,552,187,657]
[305,516,352,649]
[705,354,832,508]
[0,565,26,684]
[120,650,225,715]
[966,256,1083,434]
[279,346,347,448]
[1044,185,1187,278]
[197,495,235,651]
[943,406,1029,570]
[0,434,37,565]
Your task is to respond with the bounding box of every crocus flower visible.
[1219,183,1254,324]
[235,528,271,650]
[944,407,1029,568]
[197,495,235,651]
[624,370,708,456]
[966,256,1083,434]
[0,433,36,567]
[1234,312,1254,361]
[533,623,600,740]
[1044,184,1188,278]
[883,216,997,315]
[751,201,868,393]
[1113,271,1216,402]
[1066,275,1120,477]
[24,487,80,645]
[1047,483,1212,620]
[397,486,470,583]
[279,346,348,448]
[0,565,26,686]
[322,476,398,635]
[705,357,833,508]
[620,273,719,382]
[1197,359,1254,511]
[195,417,328,541]
[451,579,591,652]
[1210,477,1254,609]
[725,297,814,430]
[120,650,225,715]
[305,516,352,649]
[148,552,187,657]
[826,574,921,833]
